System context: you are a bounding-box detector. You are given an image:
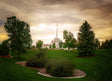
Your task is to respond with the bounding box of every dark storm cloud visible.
[0,0,37,12]
[38,0,104,5]
[95,3,112,16]
[37,0,112,24]
[37,0,74,5]
[0,0,112,21]
[0,9,15,20]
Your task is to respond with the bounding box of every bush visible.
[46,58,75,77]
[0,40,9,56]
[36,49,47,58]
[26,57,46,68]
[26,49,47,68]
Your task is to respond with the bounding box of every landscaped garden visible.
[0,49,112,81]
[0,16,112,81]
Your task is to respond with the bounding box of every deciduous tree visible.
[52,43,56,48]
[36,40,43,49]
[4,16,32,59]
[63,30,77,53]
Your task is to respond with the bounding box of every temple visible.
[50,24,61,49]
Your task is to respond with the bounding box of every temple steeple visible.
[56,24,58,38]
[51,24,61,49]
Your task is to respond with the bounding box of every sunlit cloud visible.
[0,33,8,43]
[0,0,112,45]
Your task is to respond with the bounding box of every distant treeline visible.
[100,39,112,49]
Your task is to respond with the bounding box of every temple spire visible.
[56,24,58,38]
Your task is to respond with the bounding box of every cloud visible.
[0,20,4,26]
[0,0,112,43]
[0,27,8,42]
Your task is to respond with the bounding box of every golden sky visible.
[0,0,112,44]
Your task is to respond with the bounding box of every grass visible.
[0,49,112,81]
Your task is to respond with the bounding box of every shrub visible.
[0,40,9,56]
[46,58,75,77]
[36,49,47,58]
[26,57,46,68]
[26,49,47,68]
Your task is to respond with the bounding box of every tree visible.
[49,45,51,49]
[0,40,9,56]
[77,21,96,56]
[4,16,32,59]
[94,38,100,49]
[31,45,35,49]
[63,30,77,53]
[52,43,56,48]
[59,41,63,49]
[100,39,112,49]
[110,40,112,48]
[36,40,43,49]
[63,43,67,48]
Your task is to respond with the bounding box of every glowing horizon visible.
[30,24,78,45]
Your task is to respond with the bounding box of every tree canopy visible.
[36,40,43,49]
[63,30,77,53]
[4,16,32,59]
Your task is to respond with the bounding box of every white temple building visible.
[50,24,62,49]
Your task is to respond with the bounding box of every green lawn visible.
[0,49,112,81]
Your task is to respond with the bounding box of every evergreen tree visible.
[77,21,96,56]
[63,30,77,53]
[49,45,51,49]
[100,39,112,49]
[4,16,32,59]
[36,40,43,49]
[110,40,112,48]
[59,41,63,48]
[94,38,100,49]
[52,43,56,48]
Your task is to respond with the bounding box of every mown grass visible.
[0,49,112,81]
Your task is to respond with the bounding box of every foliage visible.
[100,39,112,49]
[26,49,47,68]
[59,41,63,48]
[77,21,96,56]
[46,58,74,77]
[63,43,67,48]
[26,57,45,68]
[94,38,100,49]
[63,30,77,52]
[36,40,43,49]
[36,49,47,58]
[49,45,51,49]
[52,43,56,48]
[4,16,32,59]
[31,45,36,49]
[0,40,9,56]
